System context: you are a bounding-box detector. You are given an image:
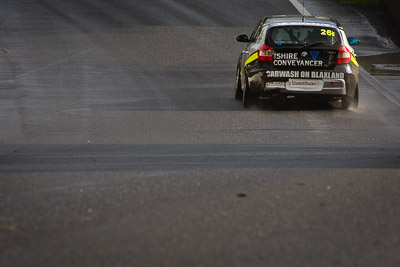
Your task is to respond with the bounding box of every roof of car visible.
[262,15,342,28]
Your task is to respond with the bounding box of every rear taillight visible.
[337,46,351,64]
[258,44,274,62]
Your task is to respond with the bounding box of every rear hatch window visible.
[267,26,341,70]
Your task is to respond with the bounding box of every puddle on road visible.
[358,52,400,76]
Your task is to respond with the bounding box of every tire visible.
[353,85,359,108]
[342,85,359,109]
[242,75,257,108]
[234,68,243,100]
[341,96,351,109]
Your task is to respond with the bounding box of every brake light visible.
[337,46,351,64]
[258,44,274,62]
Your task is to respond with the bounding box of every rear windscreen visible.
[268,26,340,46]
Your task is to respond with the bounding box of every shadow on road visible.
[1,144,399,174]
[256,99,340,111]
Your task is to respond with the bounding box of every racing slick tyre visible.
[242,75,257,108]
[234,68,243,100]
[342,85,359,109]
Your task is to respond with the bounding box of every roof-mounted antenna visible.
[302,0,305,22]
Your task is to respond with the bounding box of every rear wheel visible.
[342,85,359,109]
[242,75,257,108]
[234,68,243,100]
[353,85,359,108]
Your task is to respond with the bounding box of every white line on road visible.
[288,0,312,16]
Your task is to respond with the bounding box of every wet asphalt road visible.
[1,1,400,266]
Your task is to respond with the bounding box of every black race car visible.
[235,15,360,109]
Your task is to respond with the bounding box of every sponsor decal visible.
[273,60,323,67]
[272,53,323,67]
[310,51,319,60]
[287,79,323,91]
[274,53,298,60]
[291,81,317,87]
[266,81,285,87]
[266,70,345,79]
[311,72,345,79]
[266,70,300,78]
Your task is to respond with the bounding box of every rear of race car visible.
[244,23,359,108]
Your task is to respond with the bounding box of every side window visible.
[254,26,264,42]
[255,27,266,43]
[250,20,262,42]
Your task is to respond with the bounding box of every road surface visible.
[1,0,399,266]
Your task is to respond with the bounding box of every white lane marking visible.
[288,0,312,16]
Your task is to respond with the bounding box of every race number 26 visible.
[321,29,335,37]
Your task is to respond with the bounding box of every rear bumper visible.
[246,64,359,98]
[263,78,346,96]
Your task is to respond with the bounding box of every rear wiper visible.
[304,42,325,48]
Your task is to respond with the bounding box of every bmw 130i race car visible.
[235,15,360,109]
